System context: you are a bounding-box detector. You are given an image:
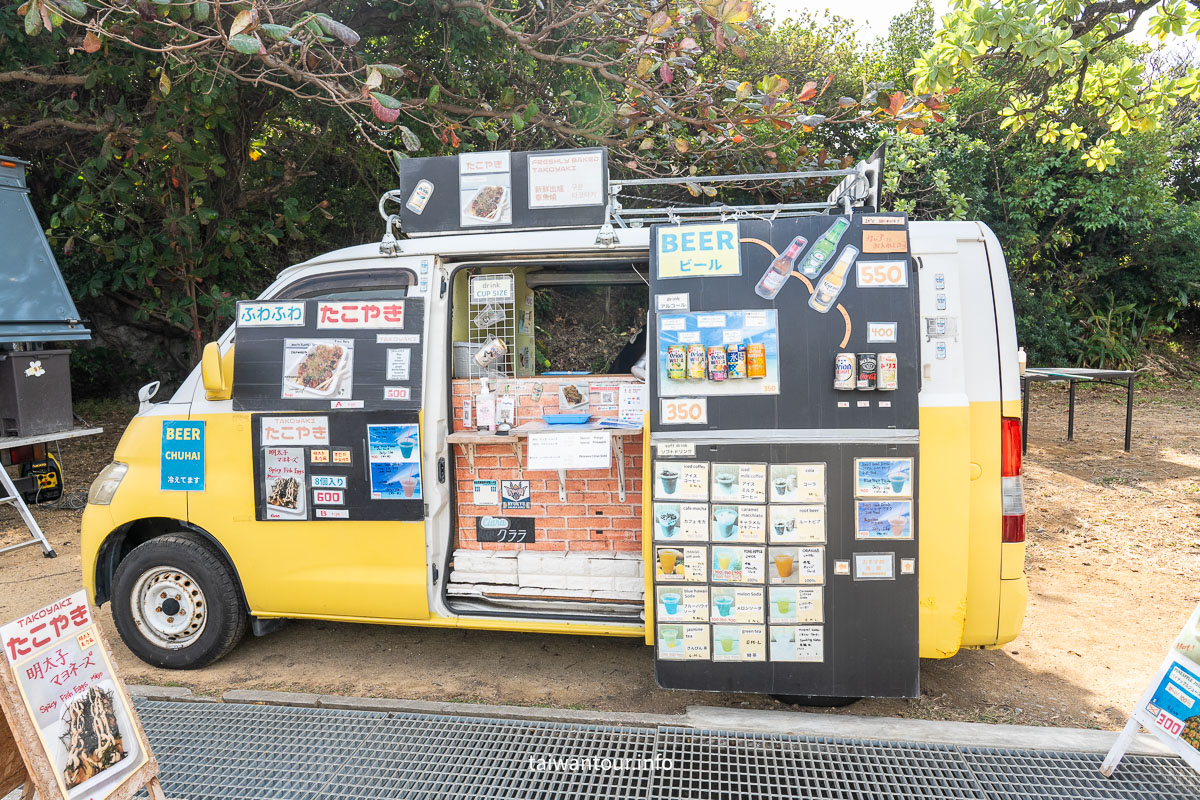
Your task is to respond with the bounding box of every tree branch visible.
[0,70,87,86]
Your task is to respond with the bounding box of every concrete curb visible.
[682,705,1175,757]
[125,685,1174,758]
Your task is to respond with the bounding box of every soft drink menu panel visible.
[649,215,917,432]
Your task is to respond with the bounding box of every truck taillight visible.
[1001,417,1025,543]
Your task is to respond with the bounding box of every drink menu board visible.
[649,214,920,698]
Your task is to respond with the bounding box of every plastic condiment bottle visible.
[476,377,496,433]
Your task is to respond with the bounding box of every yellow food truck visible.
[81,147,1026,699]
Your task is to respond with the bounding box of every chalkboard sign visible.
[476,515,535,544]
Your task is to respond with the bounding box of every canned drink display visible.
[726,343,746,379]
[473,335,508,368]
[666,346,687,380]
[878,353,898,390]
[707,346,728,381]
[834,352,856,390]
[936,341,948,360]
[856,352,878,390]
[746,343,767,378]
[686,344,707,380]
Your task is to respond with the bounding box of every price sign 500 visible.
[661,397,707,425]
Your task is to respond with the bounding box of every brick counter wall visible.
[451,376,645,553]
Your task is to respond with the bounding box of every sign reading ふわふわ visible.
[0,592,160,800]
[655,223,741,280]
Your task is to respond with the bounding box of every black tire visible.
[771,694,861,708]
[111,533,247,669]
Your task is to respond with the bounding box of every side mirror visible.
[201,342,228,399]
[137,381,160,413]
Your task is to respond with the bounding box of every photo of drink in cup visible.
[713,469,738,497]
[712,589,736,620]
[888,464,910,495]
[658,624,684,652]
[711,547,741,580]
[713,625,740,657]
[711,505,739,540]
[885,512,909,538]
[654,503,681,539]
[770,587,798,621]
[855,500,912,540]
[770,626,797,660]
[770,546,800,584]
[369,461,422,500]
[658,589,683,618]
[656,546,685,580]
[769,506,798,543]
[658,466,680,495]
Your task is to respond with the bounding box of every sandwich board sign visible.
[1102,603,1200,777]
[0,591,165,800]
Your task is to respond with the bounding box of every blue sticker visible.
[161,420,205,491]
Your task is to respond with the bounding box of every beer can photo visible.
[878,353,898,390]
[726,343,746,379]
[856,352,878,390]
[666,345,687,380]
[746,343,767,378]
[834,352,856,390]
[686,344,707,380]
[707,346,728,381]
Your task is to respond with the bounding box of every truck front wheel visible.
[111,533,247,669]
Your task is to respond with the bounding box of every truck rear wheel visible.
[771,695,860,708]
[111,533,247,669]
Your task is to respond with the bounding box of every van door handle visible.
[438,457,446,483]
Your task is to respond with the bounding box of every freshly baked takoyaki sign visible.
[0,592,161,800]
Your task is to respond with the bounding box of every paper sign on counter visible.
[527,431,611,471]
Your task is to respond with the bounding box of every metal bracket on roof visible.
[378,190,405,256]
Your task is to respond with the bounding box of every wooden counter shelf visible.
[447,422,642,502]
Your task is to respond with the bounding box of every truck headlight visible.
[88,462,128,505]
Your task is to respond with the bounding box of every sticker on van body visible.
[160,420,205,491]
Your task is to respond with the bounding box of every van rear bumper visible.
[995,574,1028,646]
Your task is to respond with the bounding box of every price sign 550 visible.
[856,260,908,288]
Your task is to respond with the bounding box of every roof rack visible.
[592,144,885,246]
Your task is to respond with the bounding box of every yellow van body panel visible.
[916,404,972,658]
[81,415,188,603]
[187,411,430,621]
[252,611,643,637]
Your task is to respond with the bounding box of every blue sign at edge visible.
[161,420,205,492]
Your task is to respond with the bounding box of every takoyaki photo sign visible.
[0,592,161,800]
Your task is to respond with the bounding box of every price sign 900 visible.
[856,260,908,288]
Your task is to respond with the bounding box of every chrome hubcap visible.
[130,567,207,650]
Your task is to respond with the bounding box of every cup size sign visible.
[834,353,856,390]
[857,353,878,391]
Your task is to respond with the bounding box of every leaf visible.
[260,24,292,41]
[639,137,655,151]
[838,96,856,107]
[81,29,101,52]
[227,33,263,54]
[648,10,671,34]
[679,36,698,51]
[719,0,753,24]
[371,91,402,109]
[370,95,401,123]
[636,56,654,79]
[60,0,86,18]
[660,61,674,84]
[364,68,383,91]
[24,3,41,35]
[159,69,171,96]
[315,14,359,46]
[887,91,905,116]
[192,0,209,22]
[228,8,255,38]
[735,81,752,101]
[370,64,407,79]
[166,131,184,143]
[796,80,817,102]
[674,137,689,153]
[761,74,788,96]
[398,125,420,151]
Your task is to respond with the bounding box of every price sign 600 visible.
[661,397,707,425]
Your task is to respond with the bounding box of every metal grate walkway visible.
[128,700,1200,800]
